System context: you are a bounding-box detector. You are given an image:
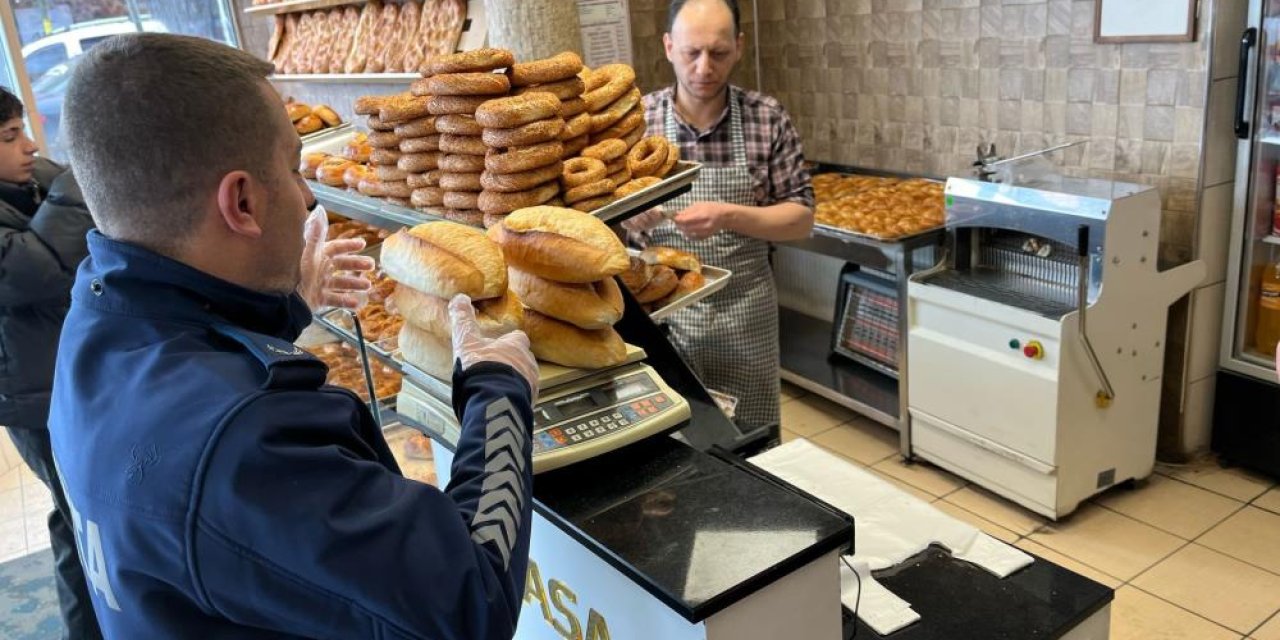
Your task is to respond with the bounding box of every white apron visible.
[648,93,781,431]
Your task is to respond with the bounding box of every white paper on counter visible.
[840,557,920,636]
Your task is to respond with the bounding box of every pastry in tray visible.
[327,219,392,247]
[305,341,403,402]
[619,246,707,314]
[327,271,404,346]
[813,176,945,239]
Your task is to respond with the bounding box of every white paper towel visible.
[840,558,920,636]
[749,440,1035,633]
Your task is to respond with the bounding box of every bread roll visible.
[524,310,626,369]
[641,246,702,272]
[487,206,629,283]
[381,222,507,300]
[392,285,523,339]
[508,268,623,330]
[658,269,706,307]
[634,265,678,303]
[618,255,652,293]
[398,323,454,381]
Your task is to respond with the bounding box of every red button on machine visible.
[1022,341,1044,360]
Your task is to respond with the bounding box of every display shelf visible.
[272,73,420,83]
[245,0,365,16]
[778,307,898,429]
[1262,136,1280,146]
[311,183,439,230]
[1263,234,1280,246]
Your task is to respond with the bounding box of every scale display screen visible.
[534,372,657,429]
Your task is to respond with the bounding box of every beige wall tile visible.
[1110,586,1241,640]
[1096,473,1242,539]
[1132,544,1280,635]
[871,456,967,497]
[1200,506,1280,576]
[1027,504,1185,581]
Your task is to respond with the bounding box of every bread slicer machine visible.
[396,346,691,474]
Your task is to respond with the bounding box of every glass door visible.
[1228,0,1280,376]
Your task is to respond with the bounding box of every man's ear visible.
[663,32,675,63]
[215,170,265,239]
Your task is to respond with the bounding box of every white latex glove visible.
[299,206,376,310]
[450,294,540,399]
[620,206,667,247]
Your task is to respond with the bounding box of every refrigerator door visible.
[1223,0,1280,380]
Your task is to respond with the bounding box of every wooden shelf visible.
[270,73,419,83]
[244,0,366,16]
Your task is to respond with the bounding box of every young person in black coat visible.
[0,87,102,640]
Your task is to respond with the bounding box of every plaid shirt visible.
[643,85,815,209]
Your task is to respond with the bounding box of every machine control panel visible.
[1008,338,1046,360]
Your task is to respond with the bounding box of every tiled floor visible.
[779,383,1280,639]
[0,464,52,563]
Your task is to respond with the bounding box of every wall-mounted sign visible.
[1094,0,1197,43]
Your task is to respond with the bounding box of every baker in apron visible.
[626,0,815,437]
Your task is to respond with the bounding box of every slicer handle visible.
[1077,225,1089,257]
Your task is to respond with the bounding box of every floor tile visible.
[1014,538,1123,588]
[1027,503,1185,581]
[810,417,898,466]
[944,486,1048,536]
[1097,473,1244,539]
[1110,586,1240,640]
[780,381,806,400]
[1200,507,1280,576]
[869,469,939,504]
[779,428,803,444]
[932,500,1020,544]
[871,456,966,498]
[1133,544,1280,635]
[780,394,855,437]
[21,481,52,517]
[1157,460,1275,502]
[0,486,22,522]
[1255,488,1280,516]
[23,513,47,550]
[0,467,19,492]
[1254,612,1280,640]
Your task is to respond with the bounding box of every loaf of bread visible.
[381,222,507,300]
[487,206,629,283]
[640,246,701,272]
[398,322,454,380]
[524,310,626,369]
[508,267,622,330]
[392,284,523,338]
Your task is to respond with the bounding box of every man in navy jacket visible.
[48,33,540,639]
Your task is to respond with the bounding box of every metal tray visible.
[316,308,401,360]
[812,222,944,246]
[810,168,947,244]
[626,249,733,321]
[300,121,354,145]
[591,161,702,225]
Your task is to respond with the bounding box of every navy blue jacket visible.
[48,231,535,639]
[0,158,94,430]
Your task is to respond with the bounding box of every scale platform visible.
[396,344,690,474]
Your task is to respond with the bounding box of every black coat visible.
[0,158,93,430]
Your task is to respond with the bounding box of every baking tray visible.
[300,121,353,145]
[625,249,733,321]
[811,167,947,244]
[299,321,402,411]
[316,307,401,360]
[591,161,701,225]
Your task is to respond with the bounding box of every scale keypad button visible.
[613,413,623,420]
[571,434,581,442]
[618,420,630,426]
[565,427,576,435]
[595,427,606,435]
[589,419,599,427]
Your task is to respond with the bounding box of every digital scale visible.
[396,359,691,474]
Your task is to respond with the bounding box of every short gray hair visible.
[64,33,280,250]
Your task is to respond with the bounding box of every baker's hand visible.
[673,202,735,241]
[299,206,375,310]
[620,206,666,247]
[450,294,540,399]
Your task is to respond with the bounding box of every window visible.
[23,44,67,83]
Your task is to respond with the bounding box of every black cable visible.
[348,310,382,429]
[839,554,862,639]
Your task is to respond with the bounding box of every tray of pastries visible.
[383,424,439,487]
[303,339,403,404]
[620,246,731,320]
[812,173,945,241]
[319,269,403,357]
